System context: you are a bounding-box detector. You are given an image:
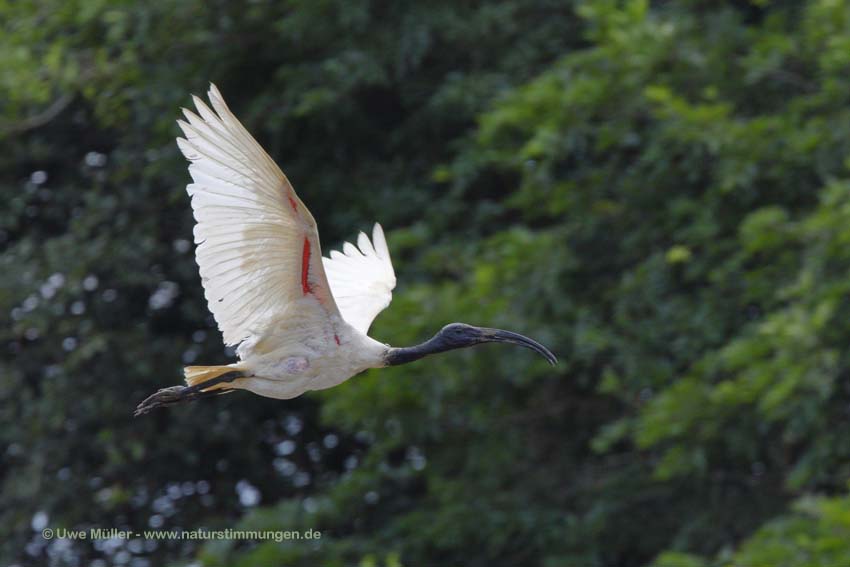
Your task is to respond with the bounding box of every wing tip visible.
[371,222,391,261]
[357,231,374,255]
[181,106,202,123]
[207,83,231,116]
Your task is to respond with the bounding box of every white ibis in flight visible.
[135,84,557,416]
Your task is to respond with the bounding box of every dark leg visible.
[133,371,244,417]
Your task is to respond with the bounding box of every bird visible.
[134,84,557,416]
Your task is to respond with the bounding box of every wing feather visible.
[177,84,338,347]
[323,223,397,335]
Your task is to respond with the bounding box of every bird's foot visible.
[134,386,189,417]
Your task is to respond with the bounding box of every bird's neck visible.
[384,335,457,366]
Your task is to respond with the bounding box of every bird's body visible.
[232,310,387,399]
[135,84,555,416]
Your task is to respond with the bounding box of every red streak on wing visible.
[287,195,298,212]
[301,237,311,295]
[334,334,341,345]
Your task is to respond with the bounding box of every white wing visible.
[176,84,339,347]
[323,223,396,335]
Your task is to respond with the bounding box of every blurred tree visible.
[200,0,850,566]
[653,492,850,567]
[6,0,850,566]
[0,0,580,565]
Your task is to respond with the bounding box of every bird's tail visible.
[184,364,244,391]
[134,364,246,416]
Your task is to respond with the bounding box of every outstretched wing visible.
[176,83,339,346]
[323,223,396,335]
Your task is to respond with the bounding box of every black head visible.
[436,323,485,347]
[385,322,558,367]
[434,322,558,365]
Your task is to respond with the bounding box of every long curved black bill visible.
[480,328,558,366]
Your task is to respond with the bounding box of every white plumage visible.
[134,83,555,416]
[174,84,394,400]
[323,224,396,335]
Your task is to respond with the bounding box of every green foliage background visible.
[4,0,850,565]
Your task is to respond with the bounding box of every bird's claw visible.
[134,386,188,417]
